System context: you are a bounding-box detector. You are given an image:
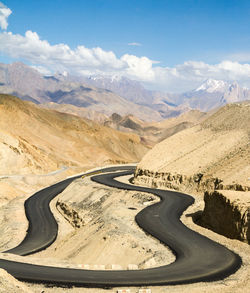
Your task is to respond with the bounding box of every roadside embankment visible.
[133,102,250,244]
[197,190,250,244]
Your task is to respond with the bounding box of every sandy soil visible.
[136,102,250,188]
[27,175,175,269]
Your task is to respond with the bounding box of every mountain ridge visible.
[1,62,250,120]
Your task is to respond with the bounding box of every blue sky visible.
[1,0,250,92]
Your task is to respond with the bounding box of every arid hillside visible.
[134,102,250,245]
[102,109,208,146]
[0,94,149,177]
[134,101,250,193]
[41,101,208,147]
[41,102,109,123]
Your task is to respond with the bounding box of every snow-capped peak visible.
[195,79,228,93]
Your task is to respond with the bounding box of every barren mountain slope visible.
[40,102,207,147]
[41,102,109,123]
[134,102,250,191]
[0,94,149,177]
[102,109,208,146]
[0,62,163,121]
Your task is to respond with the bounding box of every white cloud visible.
[0,2,250,92]
[1,28,250,92]
[0,2,12,30]
[149,60,250,92]
[31,65,52,75]
[1,2,250,93]
[121,54,156,81]
[0,30,126,72]
[128,42,142,46]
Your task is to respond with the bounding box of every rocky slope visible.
[134,102,250,193]
[134,102,250,243]
[102,109,208,146]
[0,94,149,177]
[0,62,163,121]
[197,190,250,244]
[41,101,109,123]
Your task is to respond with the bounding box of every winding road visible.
[0,165,241,287]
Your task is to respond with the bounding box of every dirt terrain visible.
[42,103,208,147]
[0,94,148,178]
[0,100,249,292]
[102,109,208,146]
[0,171,250,293]
[135,102,250,192]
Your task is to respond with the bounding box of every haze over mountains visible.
[1,62,250,123]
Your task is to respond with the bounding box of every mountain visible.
[87,75,155,105]
[86,74,183,119]
[177,79,250,111]
[41,102,109,123]
[0,94,149,175]
[1,62,250,121]
[0,63,163,121]
[134,101,250,192]
[102,109,208,147]
[85,74,250,113]
[195,79,228,93]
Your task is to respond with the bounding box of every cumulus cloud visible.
[1,28,250,92]
[0,30,126,72]
[128,42,142,46]
[0,2,11,30]
[0,30,156,82]
[1,3,250,93]
[1,2,250,92]
[147,60,250,92]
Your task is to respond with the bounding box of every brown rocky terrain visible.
[0,94,148,175]
[41,102,109,123]
[41,101,208,147]
[0,269,32,293]
[0,94,150,208]
[198,190,250,244]
[134,101,250,245]
[102,109,208,146]
[1,95,250,292]
[134,102,250,193]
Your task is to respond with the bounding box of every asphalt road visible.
[0,166,242,287]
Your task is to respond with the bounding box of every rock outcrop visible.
[134,169,250,194]
[198,191,250,244]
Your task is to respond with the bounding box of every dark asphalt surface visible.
[0,165,242,287]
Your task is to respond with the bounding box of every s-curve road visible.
[0,165,241,287]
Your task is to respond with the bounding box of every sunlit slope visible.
[0,94,149,174]
[136,102,250,188]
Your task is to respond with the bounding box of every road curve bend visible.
[0,165,241,287]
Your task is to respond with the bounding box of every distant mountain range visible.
[86,75,250,112]
[0,62,249,121]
